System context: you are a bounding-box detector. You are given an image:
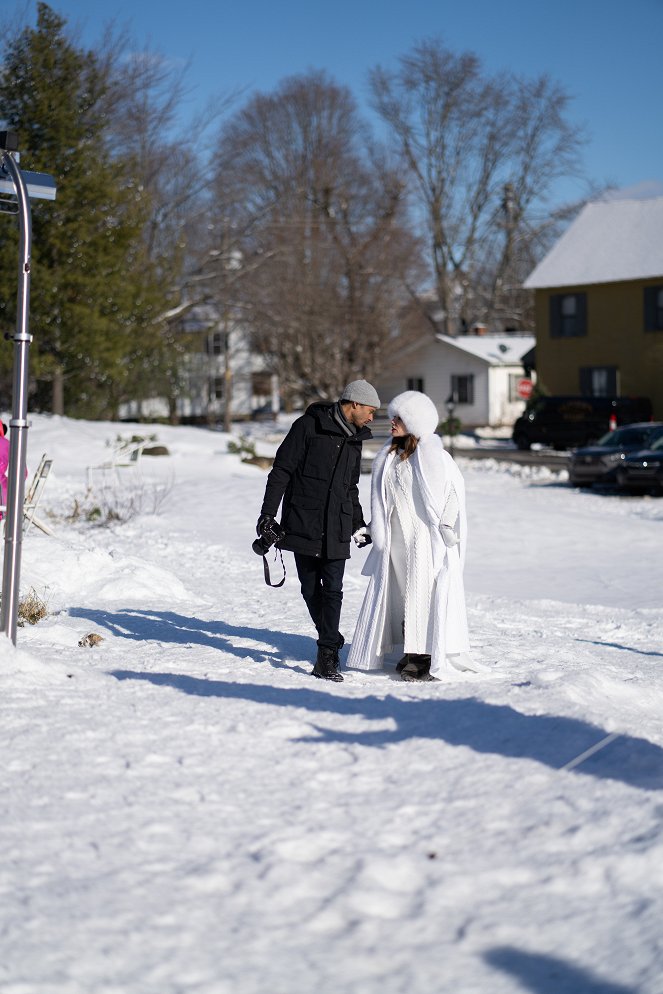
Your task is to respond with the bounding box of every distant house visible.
[121,305,278,424]
[374,332,535,428]
[175,306,278,423]
[523,196,663,419]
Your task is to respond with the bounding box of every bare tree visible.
[208,70,424,404]
[480,75,590,329]
[99,24,238,268]
[92,26,243,418]
[369,39,587,333]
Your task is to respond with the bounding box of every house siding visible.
[374,337,531,428]
[534,278,663,418]
[375,342,447,423]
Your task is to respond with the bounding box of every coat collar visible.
[306,402,373,441]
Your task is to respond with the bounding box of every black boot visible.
[314,625,344,664]
[312,645,344,682]
[401,654,434,682]
[396,653,411,673]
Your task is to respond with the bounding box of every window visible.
[209,375,224,401]
[508,373,522,402]
[407,377,424,392]
[607,427,655,448]
[206,332,225,355]
[579,366,618,397]
[644,285,663,331]
[450,374,474,404]
[252,372,272,406]
[252,372,272,395]
[550,292,587,337]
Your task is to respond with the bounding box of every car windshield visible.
[650,434,663,452]
[595,427,651,447]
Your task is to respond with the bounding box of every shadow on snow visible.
[69,605,315,671]
[69,607,663,790]
[112,669,663,789]
[484,946,638,994]
[575,637,663,659]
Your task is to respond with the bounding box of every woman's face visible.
[390,415,408,438]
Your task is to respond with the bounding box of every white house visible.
[374,332,535,428]
[121,305,278,424]
[175,307,278,423]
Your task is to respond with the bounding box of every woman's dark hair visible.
[0,422,7,436]
[389,433,418,461]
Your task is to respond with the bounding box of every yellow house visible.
[524,196,663,419]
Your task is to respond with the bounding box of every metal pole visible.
[0,151,32,644]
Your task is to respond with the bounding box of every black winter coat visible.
[260,403,371,559]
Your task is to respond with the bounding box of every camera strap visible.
[262,547,286,587]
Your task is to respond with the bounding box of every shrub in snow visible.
[227,436,273,470]
[16,587,49,627]
[64,479,172,526]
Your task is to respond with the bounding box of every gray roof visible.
[524,196,663,289]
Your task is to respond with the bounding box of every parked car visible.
[568,423,663,487]
[616,434,663,493]
[512,395,653,451]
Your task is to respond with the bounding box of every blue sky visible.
[9,0,663,204]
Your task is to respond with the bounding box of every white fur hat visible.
[388,391,440,438]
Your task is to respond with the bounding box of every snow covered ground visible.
[1,413,662,994]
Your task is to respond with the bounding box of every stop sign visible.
[517,378,533,400]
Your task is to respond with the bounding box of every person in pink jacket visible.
[0,421,10,515]
[0,421,28,520]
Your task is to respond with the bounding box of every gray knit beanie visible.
[340,379,381,408]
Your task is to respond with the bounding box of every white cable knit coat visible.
[347,433,472,679]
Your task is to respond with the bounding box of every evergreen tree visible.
[0,3,166,417]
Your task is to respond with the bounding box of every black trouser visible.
[294,553,345,650]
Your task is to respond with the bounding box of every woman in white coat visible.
[347,390,479,681]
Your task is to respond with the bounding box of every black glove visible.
[257,513,275,537]
[352,526,372,548]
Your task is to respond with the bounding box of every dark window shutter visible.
[467,375,475,404]
[550,295,562,337]
[644,286,661,331]
[576,293,587,335]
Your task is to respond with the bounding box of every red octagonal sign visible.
[517,378,533,400]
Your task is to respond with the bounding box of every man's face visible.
[348,402,377,428]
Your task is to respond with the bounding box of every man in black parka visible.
[257,380,380,682]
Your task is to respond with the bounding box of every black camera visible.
[252,519,285,556]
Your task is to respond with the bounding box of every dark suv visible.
[568,423,663,487]
[512,395,653,451]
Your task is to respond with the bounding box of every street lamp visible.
[445,391,458,458]
[0,131,56,645]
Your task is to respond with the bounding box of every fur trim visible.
[388,391,440,439]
